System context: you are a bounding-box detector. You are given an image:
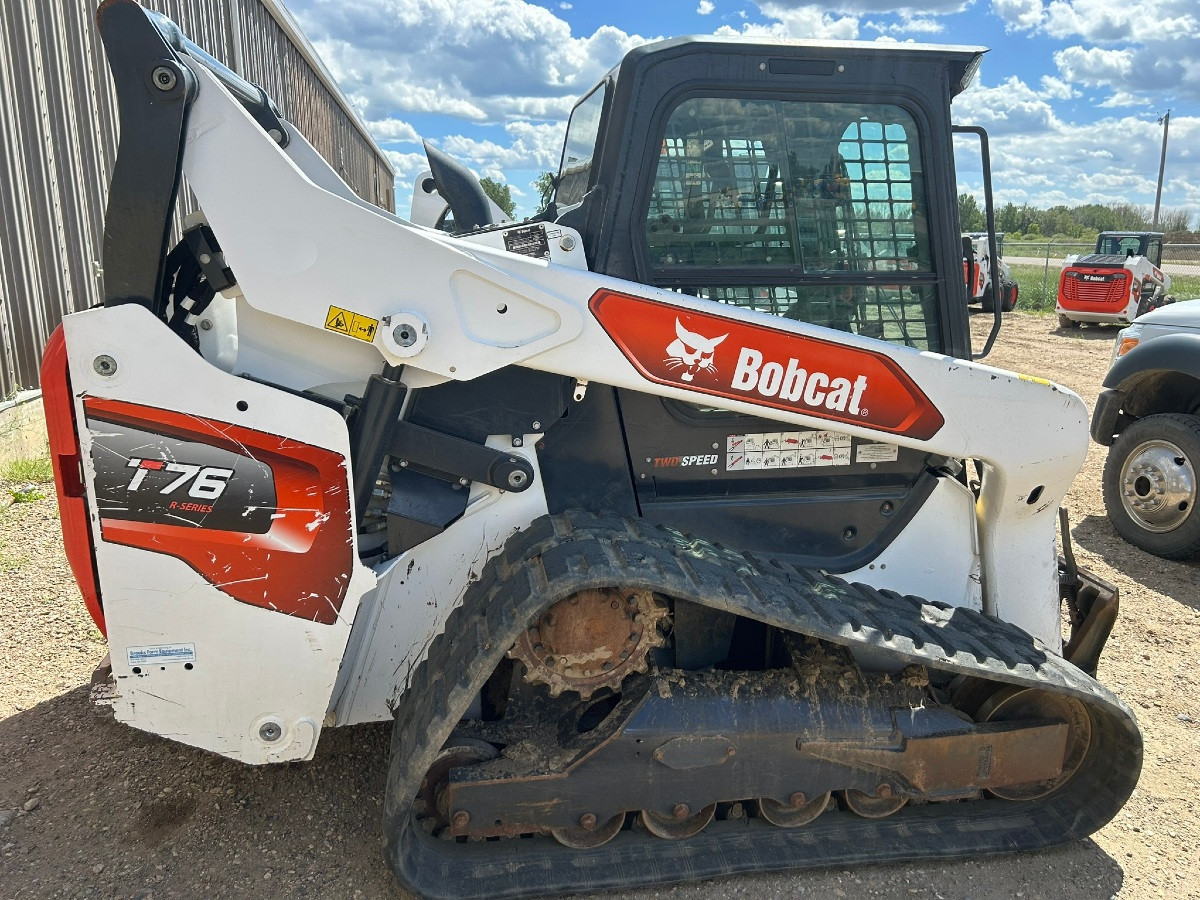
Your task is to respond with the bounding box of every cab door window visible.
[644,97,941,351]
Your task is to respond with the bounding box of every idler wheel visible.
[757,791,831,827]
[550,811,626,849]
[414,739,498,834]
[843,787,907,818]
[977,686,1092,800]
[639,802,717,840]
[509,588,668,698]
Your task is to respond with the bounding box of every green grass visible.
[1007,264,1200,314]
[2,455,54,484]
[0,538,27,570]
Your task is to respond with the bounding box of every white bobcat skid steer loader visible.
[43,3,1140,897]
[962,231,1017,312]
[1057,231,1173,327]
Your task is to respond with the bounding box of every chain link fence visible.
[999,242,1200,310]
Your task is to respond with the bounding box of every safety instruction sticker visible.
[325,305,379,342]
[127,642,196,667]
[726,431,854,470]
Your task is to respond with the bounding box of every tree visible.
[479,177,516,218]
[1158,208,1193,233]
[533,172,556,212]
[957,193,983,232]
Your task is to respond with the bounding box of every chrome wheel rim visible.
[1119,438,1197,533]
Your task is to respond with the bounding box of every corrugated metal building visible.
[0,0,395,395]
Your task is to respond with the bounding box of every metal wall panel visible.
[0,0,395,395]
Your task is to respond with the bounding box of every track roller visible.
[842,787,907,818]
[639,803,717,839]
[550,812,626,849]
[757,792,831,827]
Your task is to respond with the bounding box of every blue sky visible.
[286,0,1200,223]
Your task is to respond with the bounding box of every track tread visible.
[383,512,1141,899]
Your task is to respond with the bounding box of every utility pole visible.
[1152,110,1170,230]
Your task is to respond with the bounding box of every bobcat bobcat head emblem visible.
[664,318,728,382]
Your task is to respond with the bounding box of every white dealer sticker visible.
[127,643,196,667]
[856,442,900,464]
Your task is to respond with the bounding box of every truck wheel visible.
[1102,413,1200,559]
[1058,314,1079,329]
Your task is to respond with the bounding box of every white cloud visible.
[559,2,572,7]
[295,0,651,123]
[1054,46,1133,85]
[991,0,1045,31]
[437,121,565,171]
[698,0,715,13]
[954,74,1063,134]
[718,5,860,40]
[954,72,1200,212]
[990,1,1200,105]
[758,0,967,12]
[865,14,945,34]
[1038,75,1080,99]
[367,117,422,144]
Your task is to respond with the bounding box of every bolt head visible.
[789,792,807,808]
[579,812,597,831]
[672,803,690,821]
[92,355,117,377]
[559,235,576,251]
[392,324,418,347]
[151,65,177,91]
[199,319,213,331]
[451,810,470,828]
[875,783,893,798]
[258,721,282,742]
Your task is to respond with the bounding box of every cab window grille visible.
[646,97,940,351]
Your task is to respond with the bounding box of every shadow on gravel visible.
[0,685,401,899]
[1074,513,1200,611]
[0,686,1130,900]
[1051,325,1124,341]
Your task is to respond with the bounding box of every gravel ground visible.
[1,310,1197,899]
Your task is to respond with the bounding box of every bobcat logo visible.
[664,318,728,382]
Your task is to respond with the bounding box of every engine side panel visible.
[59,304,376,763]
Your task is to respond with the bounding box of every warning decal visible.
[325,306,379,343]
[726,430,855,471]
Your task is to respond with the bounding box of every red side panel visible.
[590,289,945,441]
[41,327,106,635]
[82,397,354,625]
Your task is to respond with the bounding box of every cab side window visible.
[644,97,941,351]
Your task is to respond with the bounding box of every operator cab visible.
[1096,231,1163,266]
[549,37,984,361]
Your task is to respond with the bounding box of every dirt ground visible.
[1,310,1197,899]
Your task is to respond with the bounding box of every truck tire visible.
[1102,413,1200,559]
[1000,280,1018,313]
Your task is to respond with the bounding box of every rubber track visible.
[383,511,1142,899]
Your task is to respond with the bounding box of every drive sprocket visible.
[508,587,668,698]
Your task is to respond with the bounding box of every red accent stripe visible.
[41,327,106,635]
[590,290,944,441]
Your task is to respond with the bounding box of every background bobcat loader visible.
[962,231,1018,312]
[1057,230,1173,328]
[43,3,1140,897]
